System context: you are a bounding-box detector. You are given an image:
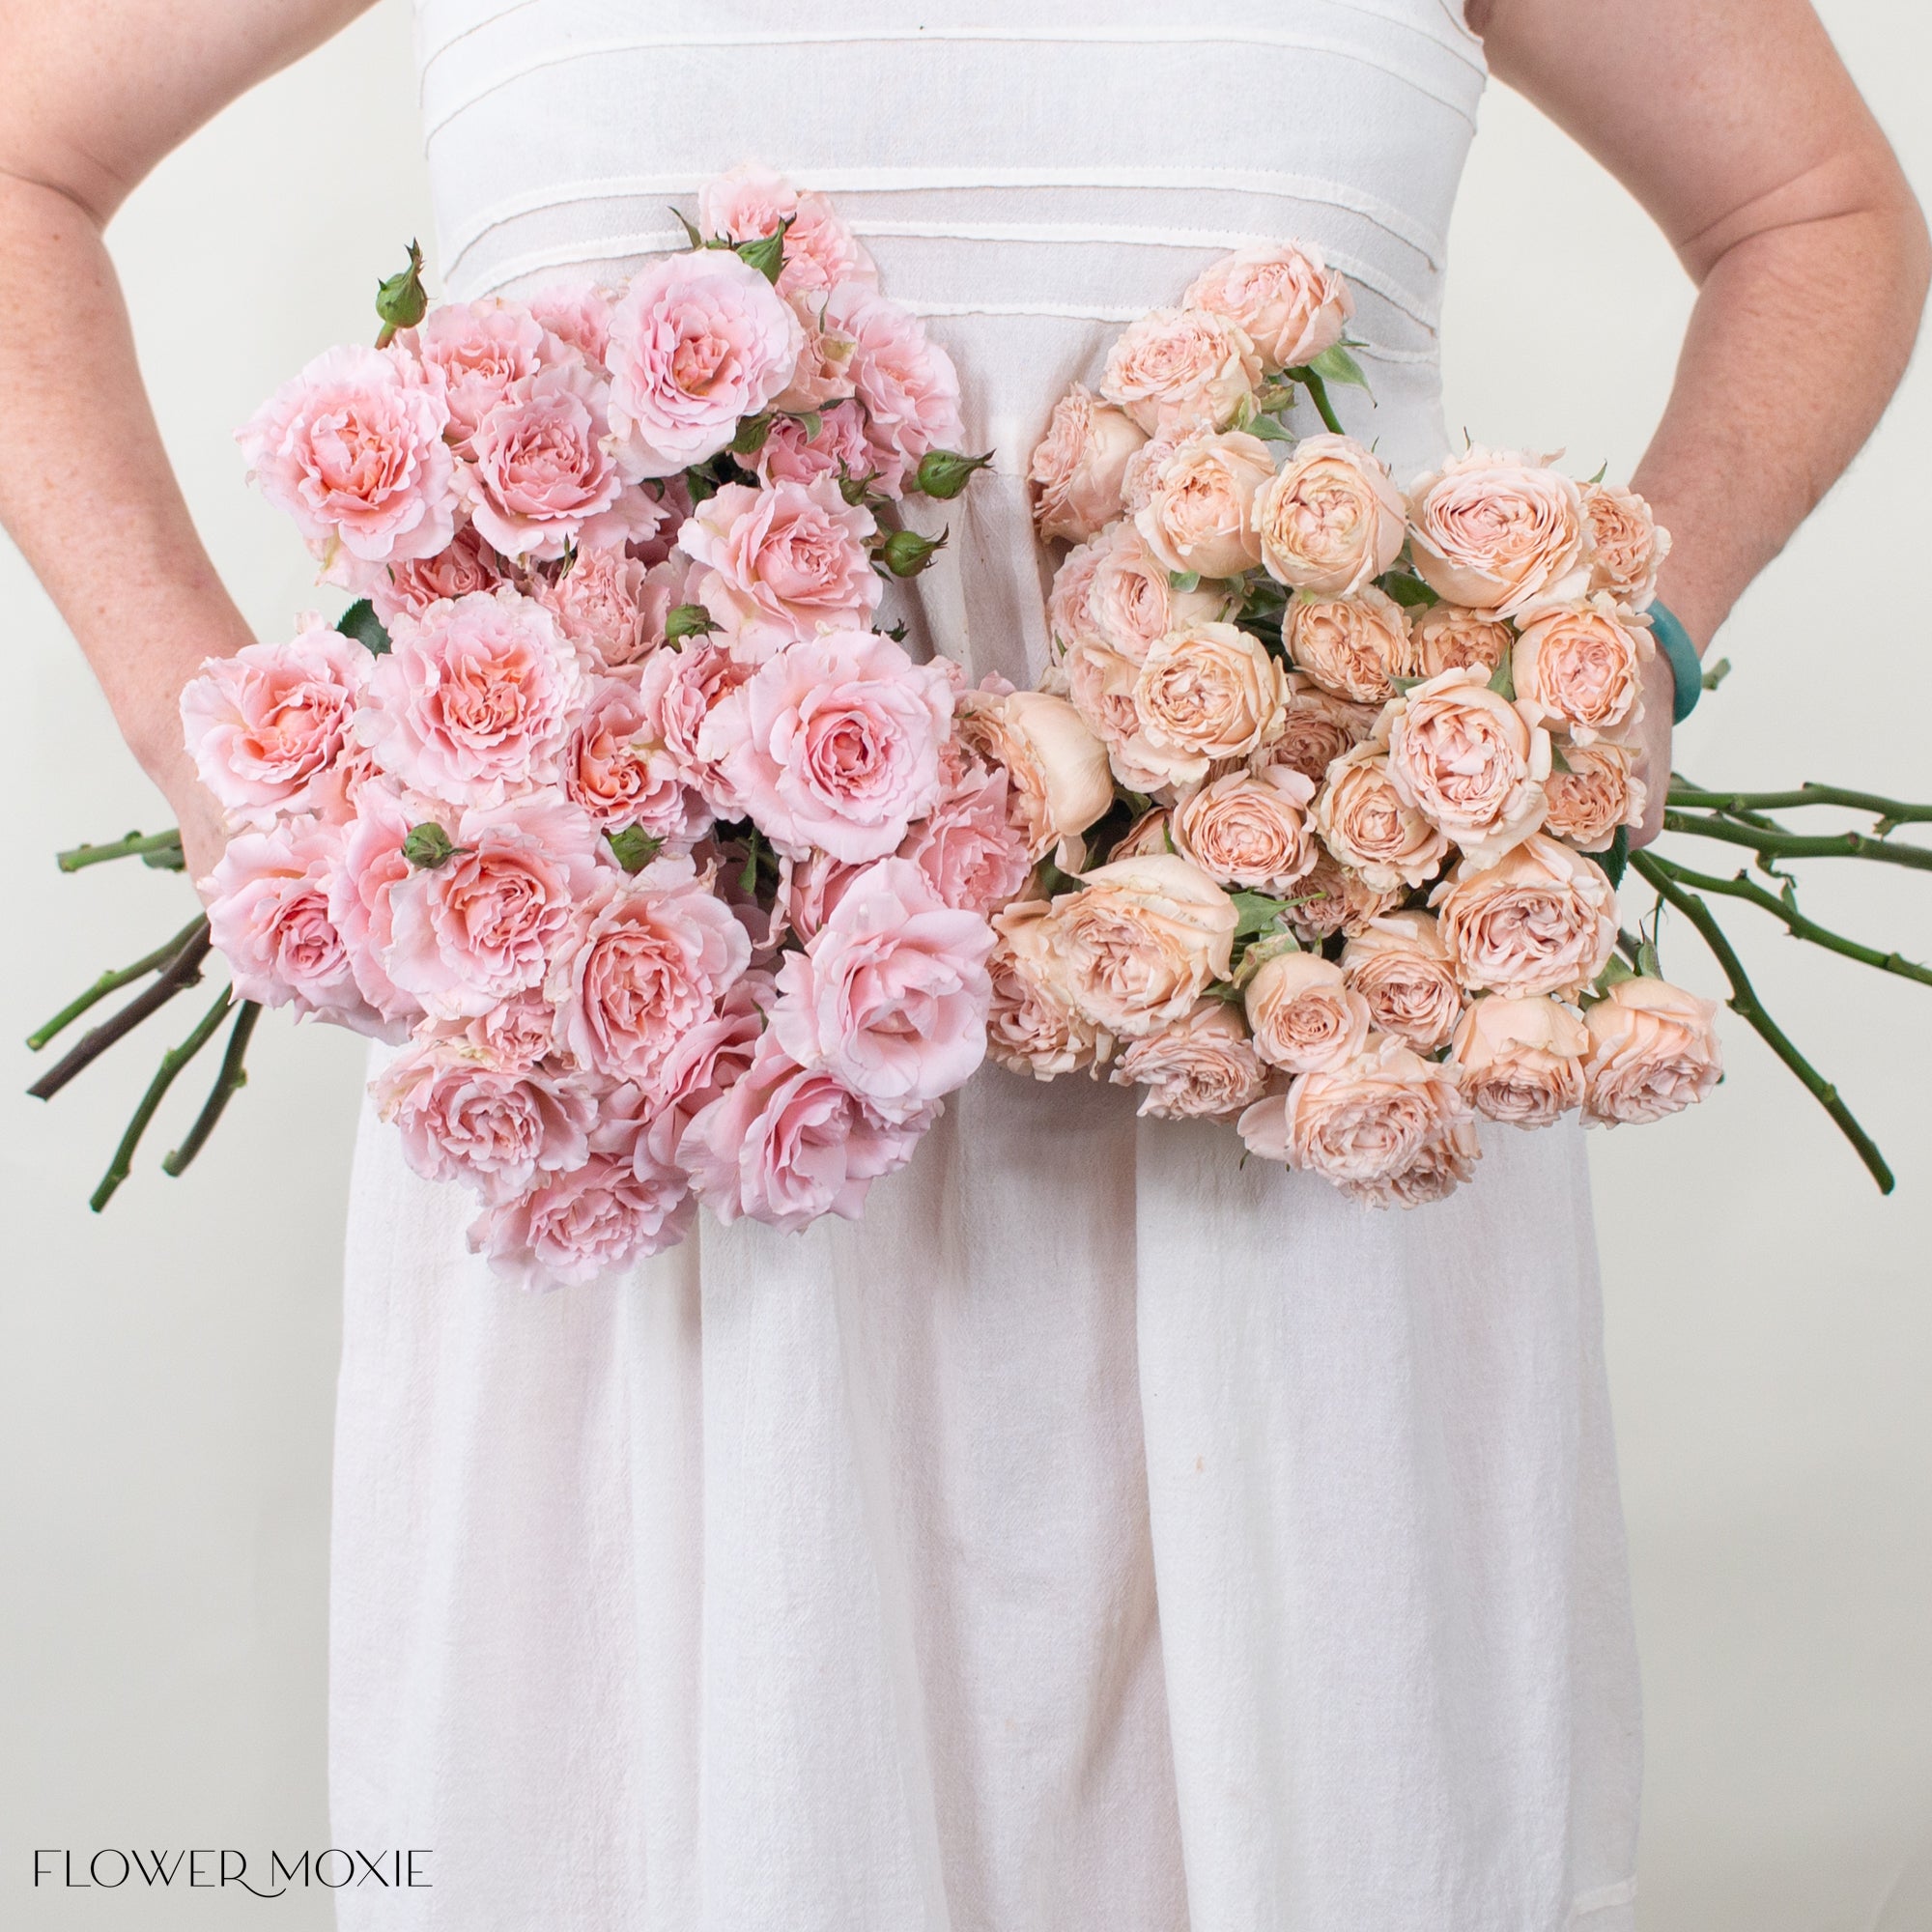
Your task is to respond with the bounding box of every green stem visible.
[1666,781,1932,826]
[1643,854,1932,990]
[1630,850,1894,1194]
[1299,369,1346,435]
[161,1001,260,1179]
[56,828,185,873]
[26,916,207,1050]
[89,989,233,1213]
[1662,810,1932,874]
[27,920,213,1102]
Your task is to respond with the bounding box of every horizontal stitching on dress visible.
[421,30,1480,143]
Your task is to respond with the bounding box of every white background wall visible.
[2,3,1928,1925]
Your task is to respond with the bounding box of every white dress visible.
[329,6,1642,1927]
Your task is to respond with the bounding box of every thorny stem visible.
[161,1001,261,1179]
[26,916,207,1051]
[1667,781,1932,827]
[1630,850,1894,1194]
[26,920,213,1102]
[89,989,234,1213]
[1642,854,1932,990]
[55,828,185,873]
[1661,810,1932,875]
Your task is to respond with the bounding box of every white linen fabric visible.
[328,5,1643,1927]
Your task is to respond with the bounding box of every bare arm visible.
[1474,0,1930,657]
[0,0,378,883]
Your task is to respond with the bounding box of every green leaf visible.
[1586,461,1609,486]
[336,598,391,657]
[1036,858,1085,899]
[1248,412,1297,443]
[402,823,461,870]
[730,412,774,457]
[734,216,794,284]
[1229,891,1292,942]
[606,826,665,874]
[1636,937,1663,980]
[738,830,764,895]
[1549,743,1574,775]
[1486,654,1516,701]
[1701,654,1733,694]
[373,240,427,344]
[1231,392,1260,433]
[910,448,994,499]
[1167,570,1201,594]
[669,207,708,250]
[1378,571,1439,611]
[1305,343,1371,391]
[683,465,720,505]
[666,603,719,645]
[798,411,823,441]
[1390,673,1426,694]
[1590,953,1638,999]
[1600,823,1630,890]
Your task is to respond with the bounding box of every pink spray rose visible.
[546,854,753,1085]
[207,816,365,1024]
[469,1150,695,1289]
[680,1031,935,1234]
[367,525,508,626]
[371,1038,598,1199]
[383,796,603,1019]
[239,342,458,564]
[633,637,757,816]
[703,628,954,862]
[360,588,585,806]
[403,299,551,450]
[562,676,712,846]
[325,781,425,1034]
[605,250,804,477]
[533,547,678,671]
[637,969,776,1169]
[771,857,995,1110]
[679,477,881,654]
[753,400,875,492]
[895,758,1034,914]
[696,162,879,299]
[526,282,616,367]
[826,282,965,490]
[181,615,372,828]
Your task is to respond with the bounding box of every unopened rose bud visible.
[875,526,948,579]
[401,823,461,869]
[374,241,428,346]
[911,449,993,499]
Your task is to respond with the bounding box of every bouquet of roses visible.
[25,165,1025,1282]
[986,240,1932,1206]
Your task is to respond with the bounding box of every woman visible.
[0,2,1923,1927]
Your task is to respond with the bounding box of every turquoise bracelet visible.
[1650,601,1702,724]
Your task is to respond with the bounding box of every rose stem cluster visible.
[25,830,262,1206]
[1639,773,1932,1192]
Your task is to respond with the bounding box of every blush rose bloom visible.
[1583,481,1671,611]
[1449,993,1589,1128]
[360,588,585,807]
[384,796,603,1019]
[1542,741,1647,852]
[207,816,365,1024]
[636,969,776,1170]
[464,362,637,560]
[897,759,1034,914]
[954,687,1115,862]
[1431,833,1618,1000]
[533,547,675,671]
[371,1038,598,1199]
[771,857,995,1110]
[605,249,805,478]
[1285,586,1411,705]
[826,282,965,488]
[526,282,616,366]
[1291,846,1405,943]
[703,628,954,862]
[678,477,880,654]
[1255,434,1405,596]
[1237,1034,1475,1190]
[680,1031,936,1234]
[1085,524,1232,659]
[1313,743,1452,892]
[1582,978,1723,1124]
[1110,806,1173,862]
[469,1150,696,1289]
[367,525,509,627]
[1171,766,1319,893]
[326,781,423,1034]
[1131,621,1290,788]
[1182,241,1353,371]
[1408,603,1515,680]
[1340,911,1463,1052]
[1132,430,1274,580]
[546,855,752,1084]
[1511,595,1653,745]
[985,900,1110,1079]
[562,676,712,845]
[181,615,372,828]
[1383,666,1551,866]
[1406,448,1591,617]
[1029,384,1149,542]
[402,299,549,449]
[633,637,755,815]
[1037,853,1238,1038]
[1113,1000,1269,1120]
[1255,672,1378,785]
[1098,305,1262,437]
[753,399,875,492]
[239,342,458,564]
[1244,950,1373,1074]
[697,163,879,299]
